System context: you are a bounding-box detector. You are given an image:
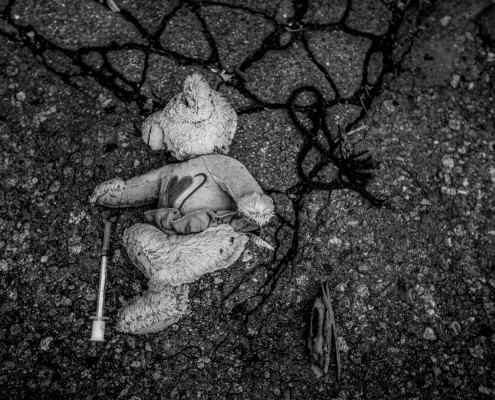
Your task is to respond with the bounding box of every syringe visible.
[90,218,113,341]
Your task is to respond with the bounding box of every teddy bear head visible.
[141,73,237,161]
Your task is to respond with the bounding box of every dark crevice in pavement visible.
[230,0,433,333]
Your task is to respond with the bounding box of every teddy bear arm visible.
[205,157,275,227]
[90,165,173,208]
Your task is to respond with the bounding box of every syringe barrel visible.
[95,256,108,317]
[90,219,113,342]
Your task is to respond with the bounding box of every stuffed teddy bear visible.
[90,74,275,334]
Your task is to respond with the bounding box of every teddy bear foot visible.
[116,284,189,335]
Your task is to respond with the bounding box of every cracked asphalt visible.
[1,0,495,399]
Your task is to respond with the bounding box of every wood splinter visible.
[308,281,341,380]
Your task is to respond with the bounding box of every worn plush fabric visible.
[123,223,249,287]
[116,284,189,334]
[144,208,260,235]
[142,74,237,160]
[115,224,248,334]
[90,155,274,334]
[90,155,275,230]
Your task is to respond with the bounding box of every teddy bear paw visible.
[89,177,125,204]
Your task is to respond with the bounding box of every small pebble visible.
[16,91,26,102]
[68,235,83,254]
[40,336,54,350]
[440,16,451,27]
[127,337,136,349]
[279,31,292,47]
[338,336,349,352]
[489,167,495,184]
[40,256,48,263]
[85,292,97,303]
[479,386,493,395]
[0,259,9,272]
[49,181,60,193]
[241,249,253,262]
[423,327,437,340]
[448,119,461,131]
[469,345,484,359]
[383,99,395,113]
[311,364,324,378]
[336,283,346,292]
[102,98,113,108]
[6,66,18,77]
[152,371,161,380]
[357,284,370,298]
[450,74,460,89]
[60,297,72,306]
[442,156,454,169]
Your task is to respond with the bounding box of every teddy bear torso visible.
[157,156,236,214]
[145,155,259,235]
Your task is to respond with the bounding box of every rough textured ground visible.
[1,0,494,399]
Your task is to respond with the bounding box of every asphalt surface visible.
[1,0,494,399]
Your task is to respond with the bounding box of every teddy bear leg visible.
[148,225,249,286]
[123,223,249,287]
[122,223,175,279]
[116,284,189,334]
